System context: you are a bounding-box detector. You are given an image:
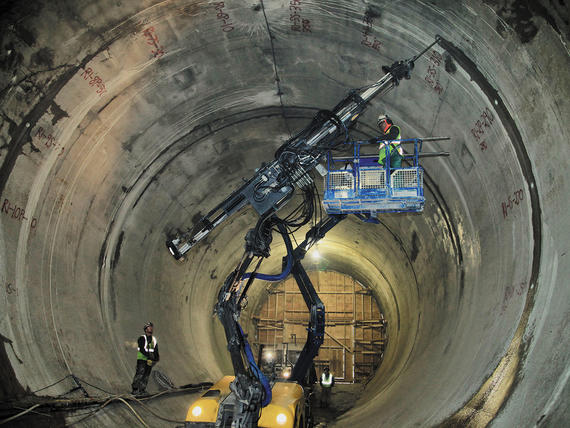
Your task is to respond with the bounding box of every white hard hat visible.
[377,114,392,127]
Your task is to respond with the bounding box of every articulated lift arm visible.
[166,37,441,260]
[289,214,346,383]
[215,214,346,427]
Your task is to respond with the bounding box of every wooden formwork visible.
[252,271,387,383]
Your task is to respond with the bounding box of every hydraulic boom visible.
[166,37,441,260]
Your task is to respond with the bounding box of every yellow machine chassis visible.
[185,376,306,428]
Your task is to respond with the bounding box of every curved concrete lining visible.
[0,1,568,426]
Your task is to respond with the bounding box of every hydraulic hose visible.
[242,222,294,282]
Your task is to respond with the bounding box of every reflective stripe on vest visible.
[137,335,157,360]
[321,373,333,387]
[378,125,402,164]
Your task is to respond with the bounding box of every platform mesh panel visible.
[329,171,354,190]
[360,169,386,189]
[392,168,422,188]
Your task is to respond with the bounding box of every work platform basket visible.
[323,139,425,215]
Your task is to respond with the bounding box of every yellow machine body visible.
[186,376,306,428]
[186,376,234,424]
[257,381,305,428]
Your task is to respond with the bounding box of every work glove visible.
[146,359,153,366]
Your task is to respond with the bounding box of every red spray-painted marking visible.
[34,126,65,156]
[81,67,107,96]
[142,27,166,58]
[501,189,524,219]
[471,107,495,142]
[423,50,444,95]
[361,11,381,51]
[1,198,38,228]
[213,2,234,32]
[290,1,311,33]
[501,281,527,313]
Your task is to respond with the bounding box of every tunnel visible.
[0,0,569,426]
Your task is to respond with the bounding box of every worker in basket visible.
[377,114,403,169]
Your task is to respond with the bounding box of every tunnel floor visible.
[312,383,364,427]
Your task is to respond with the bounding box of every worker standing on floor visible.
[131,322,159,395]
[319,366,335,408]
[376,114,403,169]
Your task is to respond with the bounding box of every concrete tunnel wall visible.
[0,0,568,426]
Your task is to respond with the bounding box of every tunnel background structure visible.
[0,0,569,426]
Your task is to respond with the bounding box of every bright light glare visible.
[282,368,291,378]
[265,351,274,361]
[312,249,321,259]
[191,406,202,417]
[276,413,287,425]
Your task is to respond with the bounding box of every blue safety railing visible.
[323,138,425,216]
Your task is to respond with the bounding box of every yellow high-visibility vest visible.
[378,125,402,165]
[321,373,333,387]
[137,335,157,360]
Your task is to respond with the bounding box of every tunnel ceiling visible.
[0,1,569,427]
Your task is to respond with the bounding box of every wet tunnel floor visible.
[312,383,364,427]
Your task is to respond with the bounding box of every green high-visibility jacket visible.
[377,125,401,165]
